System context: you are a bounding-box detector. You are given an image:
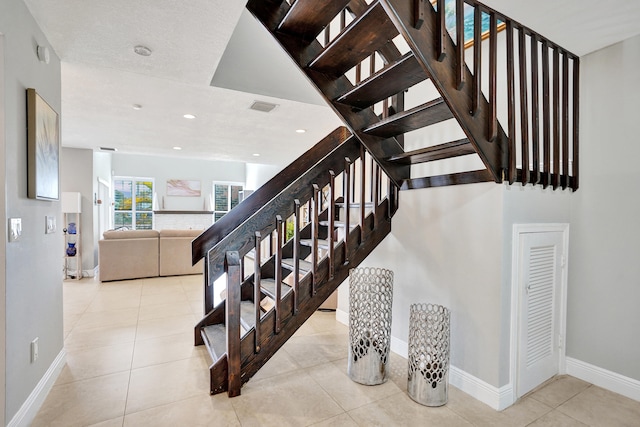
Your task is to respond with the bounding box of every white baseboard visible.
[8,349,66,427]
[368,328,514,411]
[335,308,348,327]
[566,357,640,402]
[449,366,514,411]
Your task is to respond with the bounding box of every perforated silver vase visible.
[347,267,393,385]
[407,303,451,406]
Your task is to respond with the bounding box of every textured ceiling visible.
[22,0,640,166]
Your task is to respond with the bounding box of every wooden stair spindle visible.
[437,0,446,61]
[530,33,540,184]
[225,251,242,397]
[343,158,352,265]
[414,0,425,29]
[360,145,366,242]
[274,215,284,333]
[253,232,262,353]
[311,184,320,295]
[472,5,482,116]
[328,171,336,279]
[488,12,498,142]
[455,0,464,90]
[506,20,517,184]
[293,199,301,314]
[542,40,551,188]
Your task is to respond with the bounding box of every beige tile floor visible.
[33,276,640,426]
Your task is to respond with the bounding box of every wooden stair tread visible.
[387,138,476,164]
[278,0,351,41]
[300,238,336,250]
[319,220,358,229]
[334,201,375,208]
[336,52,427,109]
[281,258,313,273]
[240,300,257,331]
[309,1,398,76]
[202,324,226,361]
[259,278,293,300]
[400,170,494,190]
[363,98,454,138]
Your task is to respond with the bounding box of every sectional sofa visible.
[98,229,203,281]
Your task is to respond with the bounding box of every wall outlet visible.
[31,337,39,363]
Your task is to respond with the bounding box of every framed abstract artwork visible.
[166,179,202,197]
[27,88,60,200]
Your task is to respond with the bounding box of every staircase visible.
[193,0,580,396]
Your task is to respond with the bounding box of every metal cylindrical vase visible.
[407,303,450,406]
[348,267,393,385]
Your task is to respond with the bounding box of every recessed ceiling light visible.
[183,114,196,119]
[252,153,260,157]
[133,45,152,56]
[173,146,182,150]
[132,104,142,110]
[296,129,306,133]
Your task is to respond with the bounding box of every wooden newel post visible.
[225,251,242,397]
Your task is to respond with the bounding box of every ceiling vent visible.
[99,147,117,152]
[249,101,278,113]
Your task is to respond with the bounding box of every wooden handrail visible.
[192,126,351,265]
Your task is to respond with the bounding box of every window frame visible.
[112,176,155,230]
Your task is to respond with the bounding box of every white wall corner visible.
[8,349,66,427]
[335,308,348,328]
[566,357,640,402]
[449,366,514,411]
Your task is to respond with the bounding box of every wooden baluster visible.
[359,145,366,242]
[328,171,336,279]
[530,34,540,184]
[542,40,551,188]
[455,0,464,89]
[472,5,482,116]
[204,261,212,314]
[373,163,380,208]
[311,184,320,295]
[343,158,352,265]
[274,215,283,333]
[562,51,570,190]
[324,27,330,47]
[356,62,362,84]
[518,27,530,185]
[340,9,346,31]
[488,12,498,141]
[552,47,560,190]
[414,0,425,29]
[370,53,376,76]
[572,56,580,191]
[292,200,301,314]
[437,0,446,61]
[225,251,241,397]
[383,98,389,119]
[253,232,261,353]
[506,21,516,184]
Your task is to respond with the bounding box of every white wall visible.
[0,33,7,427]
[340,183,506,386]
[112,153,246,211]
[245,162,282,191]
[566,34,640,381]
[1,0,64,422]
[61,147,95,272]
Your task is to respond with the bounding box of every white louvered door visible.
[517,231,564,397]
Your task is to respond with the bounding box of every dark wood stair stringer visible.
[379,0,509,182]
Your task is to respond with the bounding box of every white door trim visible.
[509,223,570,403]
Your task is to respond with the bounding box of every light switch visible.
[9,218,22,242]
[45,215,56,234]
